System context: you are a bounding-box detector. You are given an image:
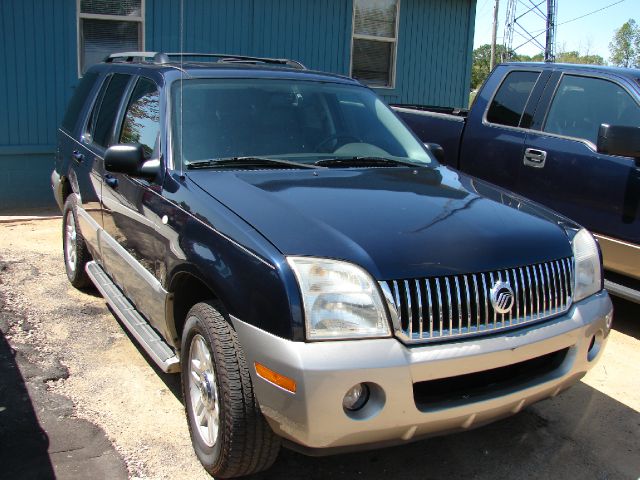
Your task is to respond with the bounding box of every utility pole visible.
[490,0,500,71]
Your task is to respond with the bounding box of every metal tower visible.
[503,0,558,62]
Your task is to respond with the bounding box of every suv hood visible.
[188,166,574,280]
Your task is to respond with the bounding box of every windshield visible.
[171,78,432,167]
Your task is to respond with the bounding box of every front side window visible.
[171,79,431,166]
[486,71,540,127]
[91,73,132,148]
[351,0,399,88]
[79,0,144,75]
[543,75,640,144]
[120,78,160,159]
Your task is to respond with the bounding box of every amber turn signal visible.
[254,362,297,393]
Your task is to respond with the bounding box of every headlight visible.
[571,228,602,302]
[287,257,391,340]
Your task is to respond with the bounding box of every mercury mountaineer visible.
[51,52,613,478]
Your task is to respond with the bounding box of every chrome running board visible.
[85,261,180,373]
[605,279,640,304]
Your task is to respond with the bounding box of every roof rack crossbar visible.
[165,52,306,69]
[103,51,306,69]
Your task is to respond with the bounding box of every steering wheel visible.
[314,134,361,153]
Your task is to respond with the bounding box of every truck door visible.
[517,73,640,251]
[459,69,549,191]
[100,75,168,334]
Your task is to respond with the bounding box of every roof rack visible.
[104,51,306,70]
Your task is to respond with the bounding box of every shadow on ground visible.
[0,328,55,479]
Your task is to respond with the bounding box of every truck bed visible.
[391,104,466,168]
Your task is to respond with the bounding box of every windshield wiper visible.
[186,156,318,170]
[314,156,422,168]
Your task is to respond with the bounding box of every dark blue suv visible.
[51,52,613,478]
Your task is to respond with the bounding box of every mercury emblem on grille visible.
[490,281,515,314]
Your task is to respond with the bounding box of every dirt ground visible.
[0,217,638,479]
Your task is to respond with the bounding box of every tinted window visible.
[120,78,160,159]
[487,71,540,127]
[544,75,640,144]
[61,72,99,132]
[93,74,131,148]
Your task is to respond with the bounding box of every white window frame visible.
[77,0,145,77]
[350,0,400,89]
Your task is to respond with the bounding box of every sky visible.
[473,0,637,61]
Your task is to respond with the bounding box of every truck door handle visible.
[104,174,118,189]
[72,150,84,163]
[523,148,547,168]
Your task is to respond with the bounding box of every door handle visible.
[104,174,118,189]
[523,148,547,168]
[72,150,84,163]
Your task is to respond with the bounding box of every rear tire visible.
[62,195,92,289]
[181,300,281,478]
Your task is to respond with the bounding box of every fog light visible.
[343,383,370,411]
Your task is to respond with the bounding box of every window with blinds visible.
[351,0,399,88]
[79,0,144,75]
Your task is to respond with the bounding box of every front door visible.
[100,76,168,332]
[517,73,640,277]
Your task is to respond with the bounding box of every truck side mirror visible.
[424,142,445,163]
[104,144,160,179]
[597,124,640,160]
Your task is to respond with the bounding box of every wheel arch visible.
[167,268,223,348]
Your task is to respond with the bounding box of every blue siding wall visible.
[0,0,475,211]
[145,0,475,106]
[0,0,77,210]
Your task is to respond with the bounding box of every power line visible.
[557,0,626,27]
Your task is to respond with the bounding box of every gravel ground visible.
[0,217,638,479]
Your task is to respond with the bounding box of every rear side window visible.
[92,73,131,148]
[486,71,540,127]
[543,75,640,144]
[61,72,99,132]
[119,78,161,159]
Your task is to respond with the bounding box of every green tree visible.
[470,44,517,90]
[609,19,638,67]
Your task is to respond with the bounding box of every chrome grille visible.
[381,257,574,343]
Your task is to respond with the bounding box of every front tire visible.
[181,301,281,478]
[62,195,92,288]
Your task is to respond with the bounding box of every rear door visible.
[58,71,103,247]
[517,72,640,248]
[459,69,550,191]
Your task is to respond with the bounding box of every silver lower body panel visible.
[231,290,612,451]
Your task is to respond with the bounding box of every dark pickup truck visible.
[394,63,640,303]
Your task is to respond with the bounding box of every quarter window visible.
[78,0,144,75]
[62,72,99,132]
[543,75,640,144]
[120,78,160,159]
[486,71,540,127]
[351,0,399,88]
[91,74,132,148]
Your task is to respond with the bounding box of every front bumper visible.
[231,290,612,453]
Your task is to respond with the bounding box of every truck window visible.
[92,73,132,148]
[543,75,640,144]
[486,71,540,128]
[119,78,160,159]
[61,72,99,133]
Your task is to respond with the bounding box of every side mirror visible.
[597,124,640,160]
[104,144,160,179]
[424,142,445,163]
